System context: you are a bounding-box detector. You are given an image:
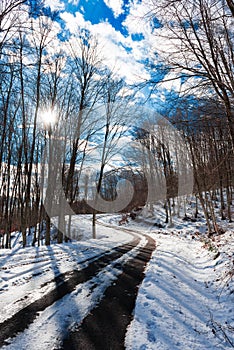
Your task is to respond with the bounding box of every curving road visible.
[61,234,156,350]
[0,227,156,349]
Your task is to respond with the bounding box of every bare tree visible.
[147,0,234,149]
[0,0,27,59]
[59,30,103,241]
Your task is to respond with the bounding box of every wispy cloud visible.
[103,0,124,18]
[44,0,65,11]
[61,10,150,84]
[123,1,151,35]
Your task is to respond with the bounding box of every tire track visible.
[61,235,156,350]
[0,237,140,348]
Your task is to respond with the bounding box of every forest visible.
[0,0,233,249]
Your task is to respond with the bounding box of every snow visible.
[2,235,147,350]
[0,211,233,349]
[125,232,234,350]
[0,218,131,325]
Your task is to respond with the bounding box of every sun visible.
[40,109,57,128]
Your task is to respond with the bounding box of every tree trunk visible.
[92,212,96,239]
[45,213,50,246]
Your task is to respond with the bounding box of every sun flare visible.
[40,109,57,127]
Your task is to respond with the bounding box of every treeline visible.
[142,0,234,233]
[0,0,135,247]
[0,0,233,248]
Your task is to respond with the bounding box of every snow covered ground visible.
[125,231,234,350]
[0,219,132,325]
[0,212,233,349]
[101,213,234,349]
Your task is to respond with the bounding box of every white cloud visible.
[44,0,65,11]
[123,1,151,35]
[160,73,182,92]
[25,15,64,71]
[103,0,124,18]
[61,12,151,84]
[60,11,89,33]
[90,21,150,84]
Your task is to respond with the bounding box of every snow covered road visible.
[0,223,156,349]
[0,216,233,350]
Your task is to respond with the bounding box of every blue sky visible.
[29,0,182,105]
[38,0,154,86]
[65,0,130,36]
